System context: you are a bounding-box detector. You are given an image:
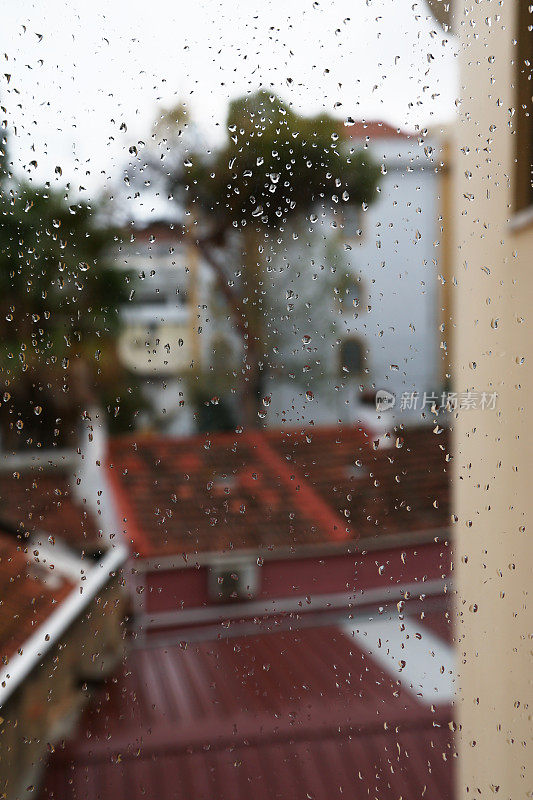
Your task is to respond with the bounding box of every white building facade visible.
[263,122,444,429]
[114,224,226,434]
[117,124,444,434]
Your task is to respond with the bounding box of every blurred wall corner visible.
[424,0,453,32]
[449,0,533,797]
[74,403,124,550]
[423,123,454,393]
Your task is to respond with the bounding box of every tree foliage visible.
[140,91,381,426]
[0,134,138,449]
[176,90,380,231]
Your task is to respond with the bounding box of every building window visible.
[515,0,533,211]
[340,337,364,376]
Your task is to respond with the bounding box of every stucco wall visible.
[452,1,532,797]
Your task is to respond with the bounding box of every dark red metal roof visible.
[42,604,455,800]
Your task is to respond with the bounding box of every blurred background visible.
[0,1,529,798]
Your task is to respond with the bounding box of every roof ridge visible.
[248,431,352,543]
[106,457,153,557]
[265,424,370,441]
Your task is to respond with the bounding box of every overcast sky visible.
[1,0,457,198]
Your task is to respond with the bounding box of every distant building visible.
[265,122,446,427]
[107,424,451,616]
[105,424,451,627]
[342,122,444,403]
[114,223,239,435]
[119,124,447,435]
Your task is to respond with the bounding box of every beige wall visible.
[452,1,532,797]
[437,139,454,386]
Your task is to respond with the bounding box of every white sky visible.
[1,0,457,197]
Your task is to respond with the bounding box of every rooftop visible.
[267,425,450,539]
[41,599,455,800]
[343,119,415,140]
[0,530,73,667]
[0,459,101,551]
[108,424,450,559]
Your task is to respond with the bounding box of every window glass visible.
[0,3,529,800]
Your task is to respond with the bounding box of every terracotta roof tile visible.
[342,120,414,140]
[0,466,100,550]
[108,431,347,558]
[108,425,450,559]
[0,532,73,665]
[266,425,450,540]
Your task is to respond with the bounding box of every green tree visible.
[143,91,381,426]
[0,133,139,450]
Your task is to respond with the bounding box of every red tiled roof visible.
[108,425,449,559]
[0,465,101,550]
[267,425,450,540]
[0,532,73,666]
[41,605,455,800]
[107,430,351,558]
[343,120,414,140]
